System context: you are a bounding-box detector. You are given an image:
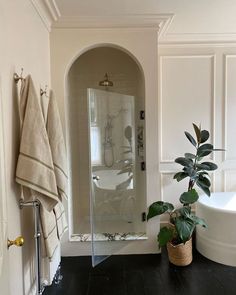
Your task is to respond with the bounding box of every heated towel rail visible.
[20,200,44,295]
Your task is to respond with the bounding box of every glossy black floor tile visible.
[43,250,236,295]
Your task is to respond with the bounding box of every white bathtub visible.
[196,192,236,266]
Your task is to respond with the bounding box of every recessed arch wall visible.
[50,28,159,255]
[66,45,146,235]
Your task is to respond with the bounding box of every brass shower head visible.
[99,73,113,87]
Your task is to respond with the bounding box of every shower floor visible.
[44,248,236,295]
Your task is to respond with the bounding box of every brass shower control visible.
[7,236,24,249]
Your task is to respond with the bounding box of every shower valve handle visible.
[92,175,100,181]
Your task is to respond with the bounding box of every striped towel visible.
[40,205,59,259]
[53,201,68,240]
[16,75,58,211]
[46,92,68,238]
[16,76,60,258]
[46,92,68,201]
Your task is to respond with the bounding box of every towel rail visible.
[20,199,45,295]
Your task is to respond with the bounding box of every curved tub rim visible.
[197,191,236,214]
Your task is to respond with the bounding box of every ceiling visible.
[36,0,236,43]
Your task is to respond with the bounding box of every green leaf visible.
[175,218,195,243]
[157,227,174,247]
[190,215,207,228]
[196,163,211,170]
[179,189,199,205]
[177,206,191,218]
[183,167,197,178]
[184,131,197,147]
[200,130,209,143]
[196,180,211,196]
[185,153,196,159]
[147,201,174,220]
[198,175,211,187]
[193,123,201,143]
[175,157,193,167]
[198,171,209,177]
[200,162,218,171]
[173,172,188,182]
[164,202,175,212]
[197,144,213,157]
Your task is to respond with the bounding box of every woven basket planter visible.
[167,238,192,266]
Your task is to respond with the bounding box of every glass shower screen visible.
[88,88,140,267]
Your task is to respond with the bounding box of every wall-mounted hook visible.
[40,85,48,97]
[14,68,24,83]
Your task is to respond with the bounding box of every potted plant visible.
[147,123,223,266]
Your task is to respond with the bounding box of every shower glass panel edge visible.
[88,88,141,267]
[88,88,107,267]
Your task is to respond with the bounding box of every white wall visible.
[158,44,236,222]
[0,1,50,294]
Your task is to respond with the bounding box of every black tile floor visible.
[43,249,236,295]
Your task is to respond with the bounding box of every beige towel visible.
[46,93,68,201]
[53,201,68,239]
[46,93,68,239]
[15,76,60,258]
[40,205,59,260]
[16,75,59,211]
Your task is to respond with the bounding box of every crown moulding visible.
[30,0,60,31]
[51,14,173,32]
[30,1,236,44]
[30,0,173,34]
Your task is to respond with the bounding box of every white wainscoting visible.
[159,46,236,206]
[159,54,215,163]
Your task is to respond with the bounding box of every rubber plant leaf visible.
[192,123,201,144]
[200,162,218,171]
[173,172,188,182]
[196,180,211,196]
[184,131,197,147]
[200,130,209,143]
[197,144,213,157]
[180,189,199,205]
[175,157,193,167]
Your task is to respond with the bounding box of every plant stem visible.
[188,179,194,191]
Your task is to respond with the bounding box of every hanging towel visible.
[40,205,59,259]
[16,75,59,211]
[46,92,68,238]
[15,75,60,258]
[46,93,68,201]
[53,201,68,240]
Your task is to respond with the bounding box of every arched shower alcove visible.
[66,45,147,254]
